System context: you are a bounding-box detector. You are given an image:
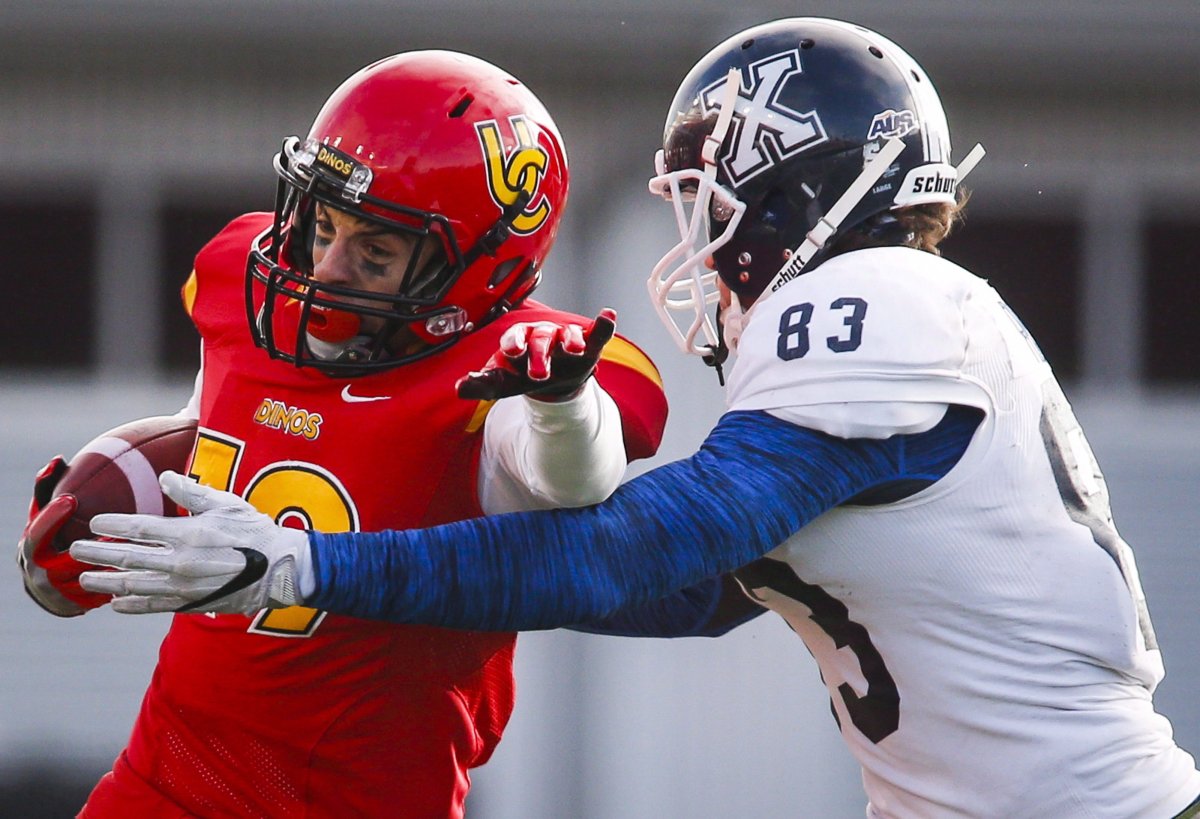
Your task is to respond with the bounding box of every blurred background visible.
[2,1,1198,816]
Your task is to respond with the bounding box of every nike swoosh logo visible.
[341,385,391,403]
[177,547,268,613]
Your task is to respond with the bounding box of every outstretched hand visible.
[456,308,617,402]
[70,471,308,616]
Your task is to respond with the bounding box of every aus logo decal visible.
[867,109,918,140]
[476,116,552,235]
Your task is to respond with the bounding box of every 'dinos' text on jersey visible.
[253,398,324,440]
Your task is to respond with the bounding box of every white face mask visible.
[645,68,746,361]
[646,164,746,358]
[645,138,907,362]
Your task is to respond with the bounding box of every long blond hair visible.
[833,189,971,256]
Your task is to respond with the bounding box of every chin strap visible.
[761,140,987,300]
[712,141,987,373]
[697,67,747,386]
[956,143,986,182]
[702,68,742,171]
[764,137,907,298]
[701,303,731,386]
[711,279,763,375]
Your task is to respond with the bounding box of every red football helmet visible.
[247,50,570,373]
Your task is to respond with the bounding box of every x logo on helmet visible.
[701,50,829,185]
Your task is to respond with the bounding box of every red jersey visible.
[82,213,666,818]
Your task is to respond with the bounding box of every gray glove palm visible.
[70,471,308,615]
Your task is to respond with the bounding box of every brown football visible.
[50,415,199,552]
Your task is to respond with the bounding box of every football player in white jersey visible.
[74,18,1200,819]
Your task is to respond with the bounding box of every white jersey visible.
[726,247,1200,818]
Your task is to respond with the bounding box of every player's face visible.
[309,204,425,333]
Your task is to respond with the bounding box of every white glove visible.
[70,471,309,615]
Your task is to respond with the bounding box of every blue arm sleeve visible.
[568,575,767,638]
[310,407,977,631]
[565,405,979,638]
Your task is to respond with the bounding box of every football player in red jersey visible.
[17,50,666,817]
[71,19,1200,819]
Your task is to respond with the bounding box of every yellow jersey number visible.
[188,430,359,637]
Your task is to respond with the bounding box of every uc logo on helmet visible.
[476,116,552,235]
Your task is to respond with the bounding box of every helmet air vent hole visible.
[800,39,815,49]
[911,70,922,83]
[449,94,474,118]
[488,257,523,287]
[741,39,754,49]
[738,271,750,283]
[869,46,884,59]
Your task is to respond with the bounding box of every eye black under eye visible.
[360,259,390,278]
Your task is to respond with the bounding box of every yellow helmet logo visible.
[476,116,552,235]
